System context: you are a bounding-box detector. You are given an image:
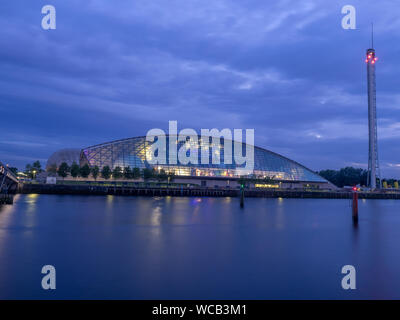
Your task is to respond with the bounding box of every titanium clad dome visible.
[46,148,81,170]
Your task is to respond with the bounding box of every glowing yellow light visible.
[255,184,279,188]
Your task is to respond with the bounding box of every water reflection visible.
[106,194,114,205]
[26,194,39,213]
[1,195,400,299]
[150,205,162,226]
[0,197,17,253]
[23,194,39,231]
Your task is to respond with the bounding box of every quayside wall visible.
[19,184,400,200]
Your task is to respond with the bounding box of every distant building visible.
[46,176,57,184]
[46,148,81,170]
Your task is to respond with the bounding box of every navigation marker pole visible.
[352,187,359,224]
[240,184,244,208]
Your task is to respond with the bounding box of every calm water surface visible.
[1,194,400,299]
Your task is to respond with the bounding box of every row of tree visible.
[318,167,368,187]
[53,162,175,182]
[19,161,400,188]
[318,167,400,188]
[24,161,43,179]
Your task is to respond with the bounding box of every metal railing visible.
[0,162,19,192]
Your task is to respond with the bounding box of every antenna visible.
[371,22,374,48]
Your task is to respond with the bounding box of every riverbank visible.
[18,183,400,199]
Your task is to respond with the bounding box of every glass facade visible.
[80,136,327,182]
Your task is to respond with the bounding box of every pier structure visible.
[20,183,400,200]
[0,162,18,204]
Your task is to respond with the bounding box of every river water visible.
[0,194,400,299]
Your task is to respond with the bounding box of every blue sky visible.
[1,1,400,177]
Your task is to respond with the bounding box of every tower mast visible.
[366,24,381,189]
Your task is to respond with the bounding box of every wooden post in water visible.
[240,184,244,208]
[352,188,358,223]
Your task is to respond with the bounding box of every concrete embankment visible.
[18,183,400,200]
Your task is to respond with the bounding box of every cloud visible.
[1,1,400,178]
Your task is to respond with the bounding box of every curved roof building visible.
[79,136,328,184]
[46,148,81,170]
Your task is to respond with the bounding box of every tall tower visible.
[365,42,381,189]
